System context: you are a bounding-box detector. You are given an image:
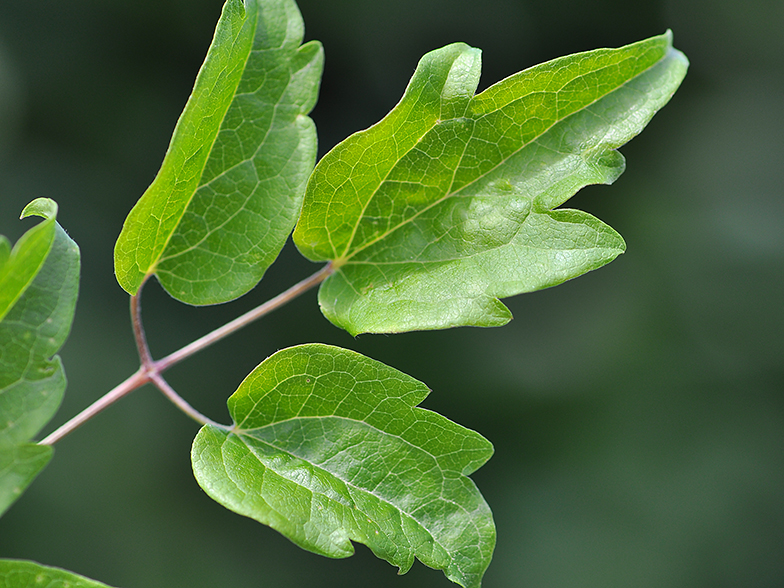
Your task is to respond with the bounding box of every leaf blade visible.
[114,0,252,295]
[0,560,115,588]
[115,0,323,304]
[192,344,494,588]
[0,200,80,515]
[0,444,52,517]
[0,198,57,323]
[294,32,688,334]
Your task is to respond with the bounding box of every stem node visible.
[38,265,332,445]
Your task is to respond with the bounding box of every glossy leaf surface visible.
[192,344,494,588]
[0,560,114,587]
[0,199,80,516]
[294,32,688,334]
[115,0,323,304]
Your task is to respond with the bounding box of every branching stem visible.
[155,263,334,372]
[38,369,148,445]
[38,264,333,445]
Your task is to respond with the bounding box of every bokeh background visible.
[1,0,782,587]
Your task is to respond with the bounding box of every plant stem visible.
[155,263,333,372]
[38,369,149,445]
[38,264,333,445]
[131,281,154,369]
[149,372,228,430]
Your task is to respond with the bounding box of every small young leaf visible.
[0,198,57,322]
[0,200,80,516]
[0,560,115,587]
[192,344,494,588]
[294,32,688,334]
[114,0,323,305]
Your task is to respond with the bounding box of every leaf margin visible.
[0,559,115,588]
[191,343,495,588]
[294,31,688,335]
[114,0,324,305]
[0,198,80,516]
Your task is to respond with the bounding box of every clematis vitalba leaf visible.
[0,560,115,587]
[293,32,688,335]
[0,199,80,516]
[114,0,323,304]
[192,344,494,588]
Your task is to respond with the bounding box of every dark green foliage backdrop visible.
[1,0,782,586]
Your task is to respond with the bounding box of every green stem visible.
[149,372,229,430]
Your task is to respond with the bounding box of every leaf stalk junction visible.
[38,264,334,446]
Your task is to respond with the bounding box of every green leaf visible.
[0,560,115,587]
[294,32,688,335]
[0,200,80,516]
[114,0,323,305]
[0,198,57,323]
[192,344,494,588]
[0,445,52,517]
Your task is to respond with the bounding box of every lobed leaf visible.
[0,199,80,516]
[114,0,323,305]
[0,560,114,587]
[294,32,689,334]
[192,344,495,588]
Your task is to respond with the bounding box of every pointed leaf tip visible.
[20,197,58,221]
[114,0,323,304]
[1,199,58,323]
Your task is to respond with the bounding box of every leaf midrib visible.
[147,20,257,276]
[334,211,620,268]
[336,50,668,267]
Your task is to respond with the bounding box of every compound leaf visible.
[294,32,688,334]
[0,560,114,587]
[0,199,80,516]
[192,344,494,588]
[114,0,323,305]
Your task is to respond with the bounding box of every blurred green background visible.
[1,0,782,586]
